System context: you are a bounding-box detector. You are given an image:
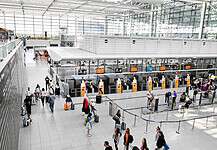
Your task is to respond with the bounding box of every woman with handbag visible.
[123,128,133,150]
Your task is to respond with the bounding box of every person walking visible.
[171,91,177,110]
[104,141,113,150]
[155,127,168,150]
[123,128,134,150]
[55,82,60,96]
[24,96,32,121]
[45,76,50,91]
[140,138,149,150]
[35,84,41,99]
[112,128,121,150]
[86,112,92,136]
[48,94,55,113]
[82,97,90,115]
[41,88,46,107]
[25,87,32,97]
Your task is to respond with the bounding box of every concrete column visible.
[199,2,207,39]
[104,16,108,35]
[33,16,35,38]
[13,12,16,35]
[42,16,44,36]
[149,4,154,37]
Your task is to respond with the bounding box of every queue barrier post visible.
[176,120,181,134]
[160,121,162,128]
[145,120,149,133]
[192,119,196,130]
[133,115,137,127]
[206,117,209,128]
[140,107,143,118]
[148,113,151,124]
[166,110,169,121]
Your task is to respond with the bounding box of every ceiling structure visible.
[0,0,211,16]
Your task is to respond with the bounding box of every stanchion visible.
[166,110,169,121]
[176,120,181,134]
[145,120,148,133]
[213,105,216,113]
[159,121,162,128]
[206,117,209,128]
[148,113,151,124]
[192,119,196,130]
[182,111,185,119]
[133,115,136,127]
[122,110,125,120]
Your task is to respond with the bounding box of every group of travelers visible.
[22,76,61,127]
[104,126,168,150]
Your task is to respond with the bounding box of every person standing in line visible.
[171,91,177,110]
[112,128,121,150]
[123,128,134,150]
[140,138,149,150]
[165,91,171,106]
[104,141,113,150]
[41,88,46,107]
[45,76,50,91]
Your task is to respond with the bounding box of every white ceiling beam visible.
[42,0,57,16]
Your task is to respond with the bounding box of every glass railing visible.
[0,40,16,60]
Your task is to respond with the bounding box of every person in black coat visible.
[104,141,113,150]
[155,127,166,150]
[24,96,32,119]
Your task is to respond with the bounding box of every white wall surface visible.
[78,35,217,56]
[26,40,60,47]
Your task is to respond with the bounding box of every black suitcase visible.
[94,115,99,123]
[71,103,75,110]
[121,122,126,130]
[96,95,102,104]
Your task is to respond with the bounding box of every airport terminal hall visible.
[1,0,217,150]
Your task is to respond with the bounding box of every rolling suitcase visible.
[94,115,99,123]
[96,95,102,104]
[64,103,69,111]
[71,103,75,110]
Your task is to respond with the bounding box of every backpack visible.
[129,135,134,143]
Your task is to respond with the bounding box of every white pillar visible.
[199,2,207,39]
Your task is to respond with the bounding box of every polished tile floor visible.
[18,50,217,150]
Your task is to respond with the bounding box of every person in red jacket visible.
[82,97,90,114]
